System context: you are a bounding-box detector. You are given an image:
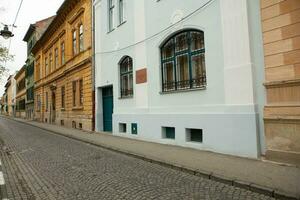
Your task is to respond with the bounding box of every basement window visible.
[61,120,64,126]
[119,123,127,133]
[162,127,175,139]
[186,128,203,143]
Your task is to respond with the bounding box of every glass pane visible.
[176,54,189,89]
[163,62,175,91]
[191,54,206,87]
[129,73,133,88]
[162,40,174,60]
[191,31,204,51]
[175,33,188,52]
[128,57,132,71]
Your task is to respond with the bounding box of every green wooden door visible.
[102,86,113,132]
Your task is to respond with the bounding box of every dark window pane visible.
[163,62,175,91]
[191,31,204,51]
[175,33,188,52]
[191,54,206,87]
[162,40,174,60]
[176,54,189,89]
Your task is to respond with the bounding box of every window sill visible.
[61,108,66,111]
[119,95,133,100]
[117,21,127,27]
[107,28,115,34]
[160,86,206,95]
[72,106,83,111]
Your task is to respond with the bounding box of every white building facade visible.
[93,0,266,158]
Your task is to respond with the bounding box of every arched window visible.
[120,56,133,98]
[161,30,206,92]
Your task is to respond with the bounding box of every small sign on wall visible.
[136,68,147,84]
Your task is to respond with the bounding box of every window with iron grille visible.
[161,30,206,92]
[120,56,133,98]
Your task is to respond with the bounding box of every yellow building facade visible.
[32,0,93,131]
[261,0,300,165]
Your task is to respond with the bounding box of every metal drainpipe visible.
[91,0,96,131]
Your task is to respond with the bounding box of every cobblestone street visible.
[0,117,275,200]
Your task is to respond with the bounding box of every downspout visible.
[91,0,96,131]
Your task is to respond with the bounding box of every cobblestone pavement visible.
[0,117,275,200]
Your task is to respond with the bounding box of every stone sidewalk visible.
[6,116,300,199]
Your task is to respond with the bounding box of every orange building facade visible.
[261,0,300,164]
[32,0,93,131]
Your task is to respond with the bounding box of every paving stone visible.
[0,117,276,200]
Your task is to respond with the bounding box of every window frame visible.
[119,56,133,98]
[118,0,125,25]
[45,57,48,76]
[79,24,84,52]
[61,42,65,65]
[72,81,77,107]
[49,53,53,73]
[79,79,83,106]
[61,86,65,109]
[45,92,48,112]
[72,30,77,55]
[54,48,59,69]
[108,0,115,32]
[160,30,206,93]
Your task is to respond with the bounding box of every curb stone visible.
[2,116,299,200]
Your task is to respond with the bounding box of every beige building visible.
[32,0,93,131]
[261,0,300,165]
[4,75,16,117]
[15,66,27,118]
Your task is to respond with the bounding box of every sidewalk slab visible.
[6,116,300,199]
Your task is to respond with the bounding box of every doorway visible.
[102,86,113,132]
[51,92,56,123]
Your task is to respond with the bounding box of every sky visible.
[0,0,64,95]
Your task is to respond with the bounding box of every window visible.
[119,0,125,24]
[45,57,48,76]
[119,123,126,133]
[162,127,175,139]
[61,86,65,109]
[161,30,206,92]
[49,53,53,72]
[186,128,203,143]
[79,79,83,106]
[36,62,40,80]
[120,56,133,98]
[61,42,65,65]
[72,81,77,107]
[72,79,83,107]
[72,30,77,55]
[79,25,84,52]
[36,95,41,111]
[55,48,58,68]
[45,92,48,111]
[108,0,115,31]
